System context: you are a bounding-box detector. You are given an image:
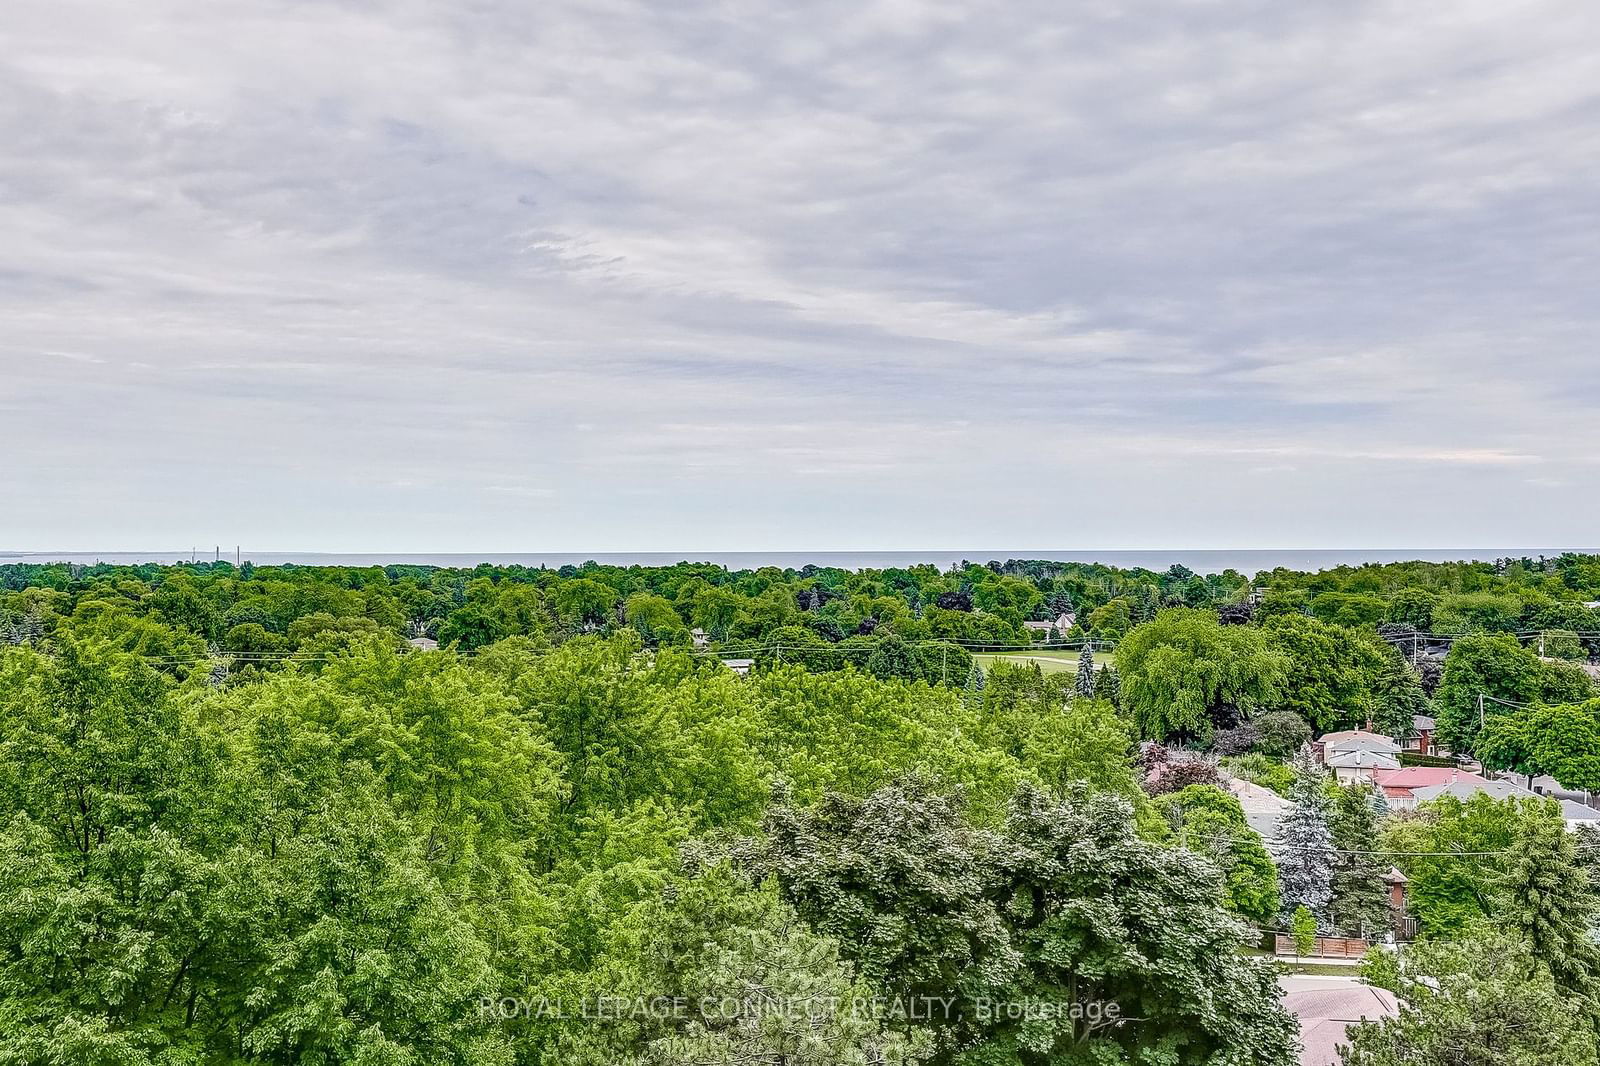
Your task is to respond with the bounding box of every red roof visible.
[1371,768,1487,791]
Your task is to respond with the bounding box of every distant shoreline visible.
[3,548,1593,577]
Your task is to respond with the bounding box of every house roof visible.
[1371,767,1488,791]
[1225,776,1290,814]
[1524,774,1598,801]
[1321,731,1400,754]
[1326,749,1401,770]
[1321,729,1394,745]
[1326,739,1403,758]
[1282,982,1399,1066]
[1411,715,1436,731]
[1410,777,1537,805]
[1560,800,1600,823]
[1224,776,1288,840]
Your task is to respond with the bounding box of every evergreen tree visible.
[1094,662,1121,707]
[1328,783,1390,938]
[1498,809,1600,1000]
[962,661,985,707]
[206,643,229,687]
[1367,647,1428,739]
[1075,645,1096,697]
[865,632,918,681]
[1131,594,1157,625]
[1276,743,1334,923]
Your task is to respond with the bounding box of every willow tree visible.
[1115,609,1289,741]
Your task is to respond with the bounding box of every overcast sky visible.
[4,0,1598,553]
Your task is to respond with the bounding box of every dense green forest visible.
[3,555,1600,1064]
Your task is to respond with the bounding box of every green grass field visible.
[972,649,1107,674]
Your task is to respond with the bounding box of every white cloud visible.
[2,0,1598,550]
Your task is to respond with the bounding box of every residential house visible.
[1325,747,1401,784]
[1382,867,1414,939]
[690,628,709,649]
[1369,767,1492,811]
[1560,801,1600,829]
[720,658,754,676]
[1401,715,1437,757]
[1378,770,1600,829]
[1409,776,1532,806]
[1023,612,1075,636]
[1225,775,1289,841]
[1318,730,1400,770]
[1321,729,1400,755]
[1522,773,1599,810]
[406,636,439,652]
[1540,653,1600,682]
[1481,773,1600,828]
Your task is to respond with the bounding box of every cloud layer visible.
[4,0,1598,551]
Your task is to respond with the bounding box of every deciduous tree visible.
[1116,609,1289,741]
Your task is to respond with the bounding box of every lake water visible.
[1,548,1591,577]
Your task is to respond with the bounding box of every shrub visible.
[1222,753,1295,797]
[1253,711,1312,758]
[1147,756,1224,796]
[1210,723,1261,756]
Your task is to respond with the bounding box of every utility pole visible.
[1478,692,1486,731]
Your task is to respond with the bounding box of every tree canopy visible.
[5,553,1600,1065]
[1115,609,1289,741]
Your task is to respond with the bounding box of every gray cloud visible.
[3,0,1598,551]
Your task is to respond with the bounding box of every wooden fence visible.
[1273,935,1372,959]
